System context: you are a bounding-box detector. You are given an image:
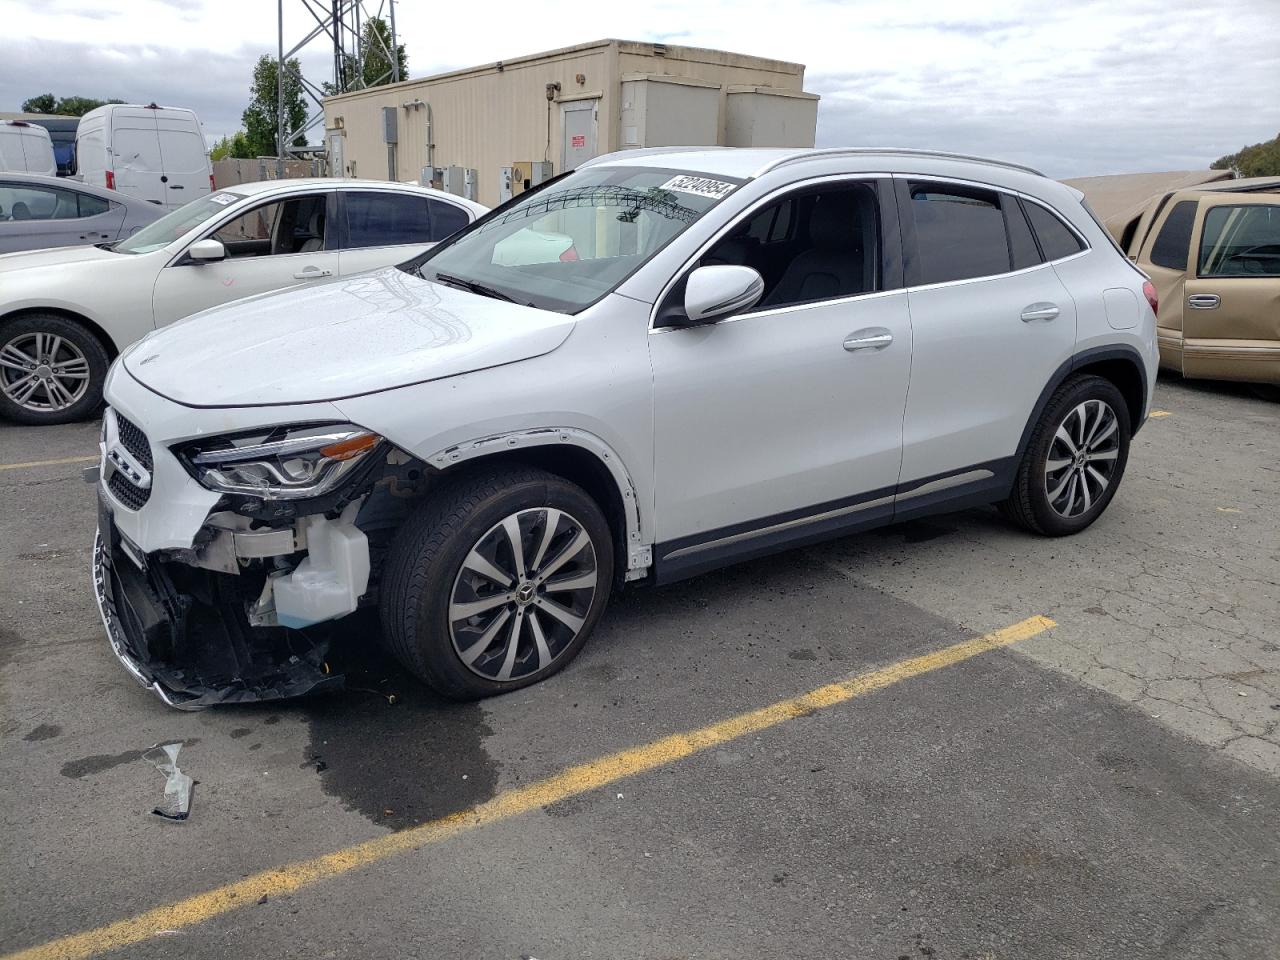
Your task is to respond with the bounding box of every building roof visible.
[323,38,806,103]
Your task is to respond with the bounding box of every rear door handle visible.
[1187,293,1220,310]
[1020,302,1060,322]
[843,328,893,352]
[293,267,333,280]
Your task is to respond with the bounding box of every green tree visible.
[1212,133,1280,178]
[241,55,308,157]
[19,93,124,116]
[327,17,407,92]
[210,131,255,161]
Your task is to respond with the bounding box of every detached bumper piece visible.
[93,531,343,709]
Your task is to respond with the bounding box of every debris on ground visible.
[144,742,194,821]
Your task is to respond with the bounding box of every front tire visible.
[379,465,614,700]
[0,313,109,425]
[1001,375,1131,536]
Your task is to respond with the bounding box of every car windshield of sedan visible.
[113,192,246,255]
[407,166,744,312]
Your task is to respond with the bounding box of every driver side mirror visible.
[187,238,226,263]
[682,264,765,325]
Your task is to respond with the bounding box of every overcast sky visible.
[2,0,1277,177]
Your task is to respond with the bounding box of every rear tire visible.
[1001,375,1131,536]
[379,465,614,700]
[0,313,109,425]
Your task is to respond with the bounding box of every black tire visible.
[1001,374,1131,536]
[0,313,109,425]
[379,464,614,700]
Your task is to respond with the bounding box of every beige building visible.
[322,38,819,207]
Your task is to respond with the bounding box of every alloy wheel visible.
[0,332,91,413]
[1044,398,1120,519]
[448,507,599,682]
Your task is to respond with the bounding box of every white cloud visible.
[1,0,1276,175]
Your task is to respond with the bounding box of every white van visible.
[76,104,212,209]
[0,121,57,176]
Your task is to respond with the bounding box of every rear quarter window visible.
[1149,200,1198,271]
[1024,202,1085,261]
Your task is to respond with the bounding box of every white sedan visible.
[0,178,486,424]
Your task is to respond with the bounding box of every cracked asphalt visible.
[1,375,1278,960]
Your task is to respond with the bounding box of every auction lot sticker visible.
[660,175,737,200]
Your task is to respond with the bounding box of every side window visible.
[909,184,1009,284]
[1198,204,1280,278]
[1024,201,1085,261]
[345,191,434,248]
[78,194,111,218]
[0,185,76,221]
[1005,199,1043,271]
[210,195,327,258]
[699,182,881,310]
[1149,200,1197,271]
[428,200,470,241]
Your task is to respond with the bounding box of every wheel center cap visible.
[1074,452,1087,469]
[516,582,536,605]
[35,363,52,379]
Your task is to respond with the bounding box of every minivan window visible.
[700,182,880,309]
[1025,201,1085,261]
[1149,200,1197,271]
[910,184,1009,284]
[410,166,742,313]
[114,192,245,254]
[1198,204,1280,277]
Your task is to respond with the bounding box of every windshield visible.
[113,192,245,254]
[407,166,743,312]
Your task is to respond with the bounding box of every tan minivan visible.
[1127,179,1280,395]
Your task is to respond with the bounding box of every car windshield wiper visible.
[431,272,525,305]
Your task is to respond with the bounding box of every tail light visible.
[559,245,579,262]
[104,171,115,190]
[1142,280,1158,315]
[209,174,216,192]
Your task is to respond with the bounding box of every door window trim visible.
[648,173,900,333]
[895,174,1090,292]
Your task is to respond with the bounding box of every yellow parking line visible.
[1148,410,1172,418]
[0,455,98,472]
[3,615,1054,960]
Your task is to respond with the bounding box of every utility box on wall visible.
[724,86,818,148]
[619,74,720,149]
[511,160,554,195]
[442,165,479,201]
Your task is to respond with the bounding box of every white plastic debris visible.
[144,743,194,821]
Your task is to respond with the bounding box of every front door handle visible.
[843,328,893,352]
[293,267,333,280]
[1187,293,1220,310]
[1020,302,1060,322]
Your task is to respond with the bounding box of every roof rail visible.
[755,147,1045,178]
[579,145,729,169]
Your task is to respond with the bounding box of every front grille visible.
[108,412,153,509]
[108,470,150,510]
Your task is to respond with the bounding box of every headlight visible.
[176,423,382,500]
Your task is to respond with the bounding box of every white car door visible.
[336,190,473,276]
[151,191,338,327]
[650,179,912,577]
[894,179,1078,508]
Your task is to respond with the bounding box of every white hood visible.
[124,267,576,407]
[0,243,121,273]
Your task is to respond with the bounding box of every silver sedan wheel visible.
[0,332,91,413]
[448,507,599,683]
[1044,398,1120,519]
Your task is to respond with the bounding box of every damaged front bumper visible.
[93,493,343,709]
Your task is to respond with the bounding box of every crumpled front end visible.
[92,363,423,709]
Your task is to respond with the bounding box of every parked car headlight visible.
[176,424,382,500]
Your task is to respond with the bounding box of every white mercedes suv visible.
[93,148,1158,708]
